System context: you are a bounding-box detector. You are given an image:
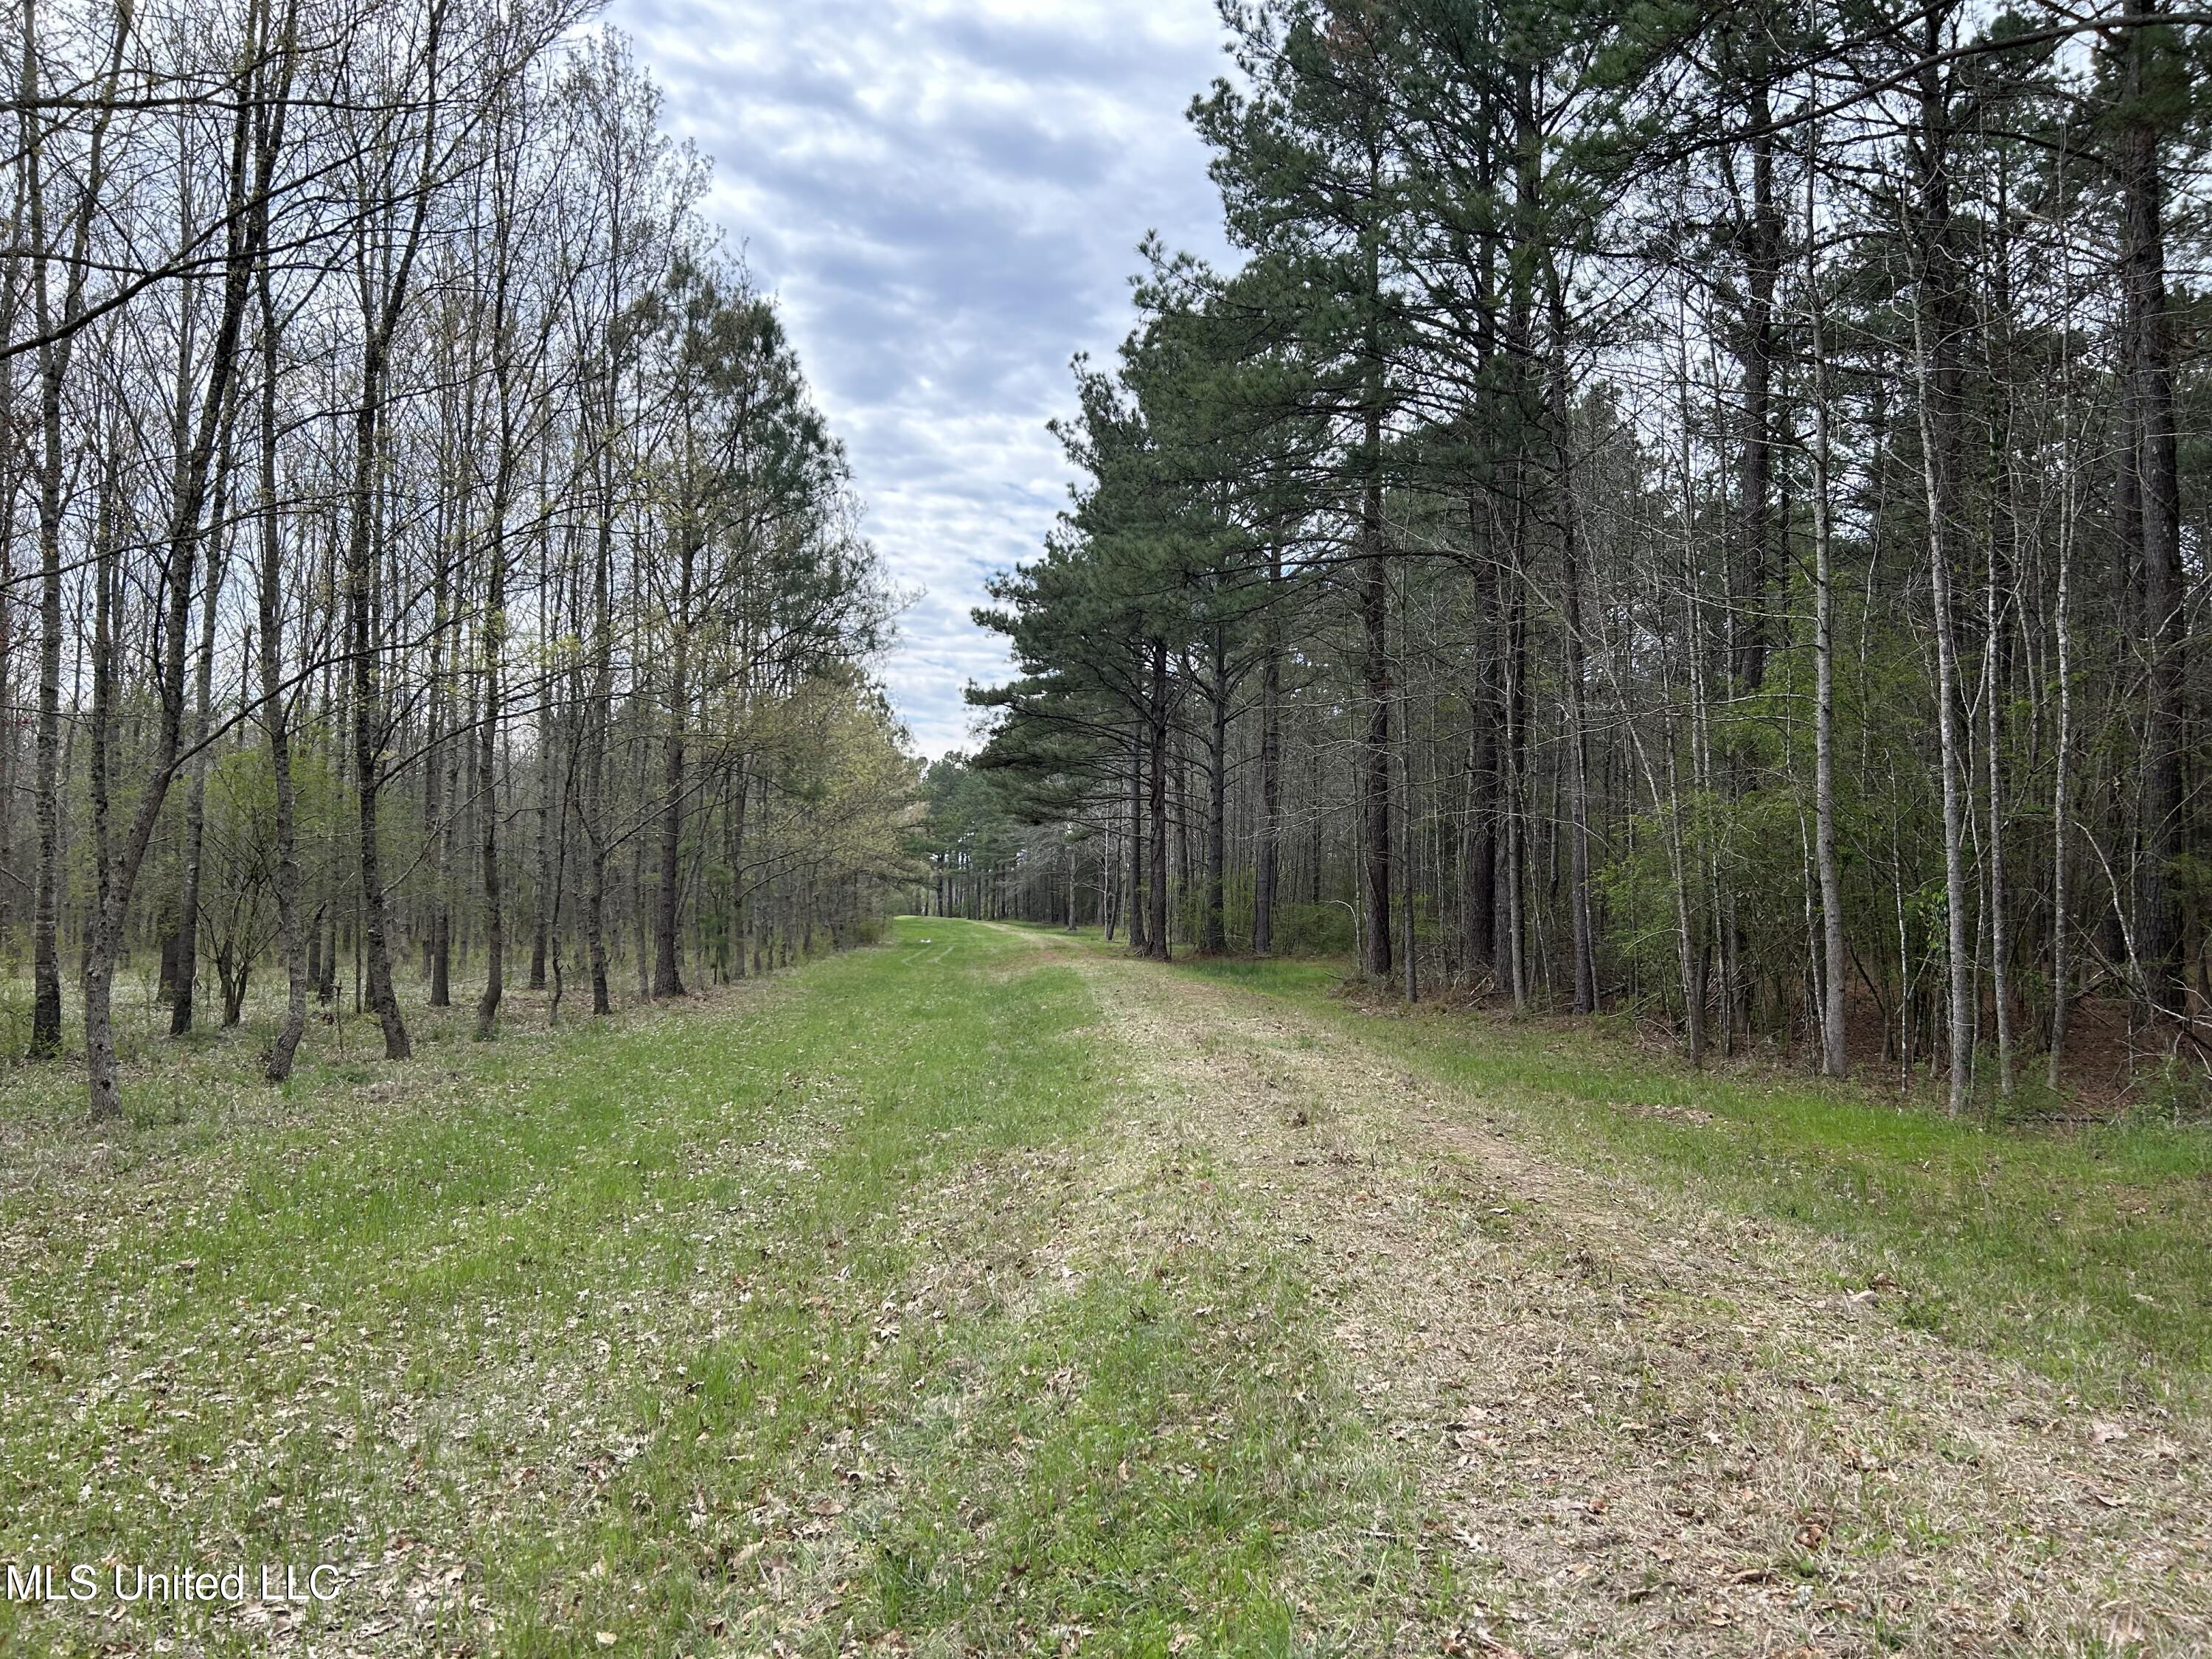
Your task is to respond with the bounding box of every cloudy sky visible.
[605,0,1239,757]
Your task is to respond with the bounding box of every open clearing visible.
[3,917,2206,1657]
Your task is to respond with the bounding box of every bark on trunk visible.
[1127,734,1148,954]
[1807,156,1848,1078]
[1549,272,1596,1016]
[2118,0,2185,1029]
[1463,505,1500,980]
[1147,646,1170,959]
[1203,625,1228,954]
[1733,75,1780,692]
[654,534,697,998]
[1913,29,1970,1113]
[1253,552,1281,956]
[1913,309,1972,1116]
[476,608,506,1040]
[259,263,309,1082]
[170,495,229,1037]
[1358,508,1393,982]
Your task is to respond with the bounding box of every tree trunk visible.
[259,262,310,1082]
[170,483,230,1038]
[83,17,273,1117]
[2048,420,2077,1090]
[1127,734,1148,954]
[654,535,697,998]
[422,515,453,1008]
[476,616,506,1040]
[18,0,128,1061]
[1203,625,1228,953]
[1912,28,1970,1113]
[1806,156,1848,1079]
[2118,0,2185,1030]
[1147,645,1170,959]
[1253,551,1281,956]
[1359,504,1393,982]
[1463,506,1500,981]
[1733,72,1780,692]
[1549,271,1596,1016]
[1913,306,1972,1116]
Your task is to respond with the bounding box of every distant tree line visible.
[946,0,2212,1109]
[3,0,917,1119]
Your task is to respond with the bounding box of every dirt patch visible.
[1068,945,2212,1658]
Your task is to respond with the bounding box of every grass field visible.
[0,922,1441,1657]
[3,918,2208,1655]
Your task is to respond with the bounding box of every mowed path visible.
[1008,923,2212,1657]
[4,918,2205,1658]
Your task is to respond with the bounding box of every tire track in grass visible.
[1070,943,2212,1658]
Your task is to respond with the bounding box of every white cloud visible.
[606,0,1236,757]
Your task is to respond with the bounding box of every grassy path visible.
[1062,928,2211,1656]
[1,917,2206,1656]
[1164,953,2212,1406]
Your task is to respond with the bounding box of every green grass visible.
[15,913,2206,1653]
[0,919,1432,1656]
[1121,932,2212,1405]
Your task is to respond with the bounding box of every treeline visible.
[957,0,2211,1108]
[3,0,917,1118]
